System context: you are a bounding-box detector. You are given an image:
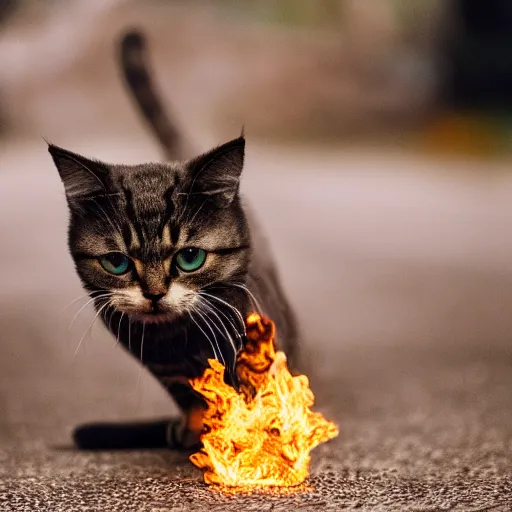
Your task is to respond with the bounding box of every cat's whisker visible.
[227,283,264,315]
[102,304,117,336]
[68,297,99,331]
[197,297,241,359]
[197,291,246,332]
[68,293,112,332]
[198,297,236,339]
[140,322,146,365]
[192,306,226,368]
[197,293,245,342]
[202,312,238,370]
[187,197,209,225]
[196,299,233,350]
[177,158,209,224]
[176,196,190,224]
[74,299,111,358]
[106,305,117,333]
[58,293,90,315]
[128,316,132,353]
[187,310,219,362]
[114,312,125,348]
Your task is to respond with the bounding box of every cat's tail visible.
[119,29,188,161]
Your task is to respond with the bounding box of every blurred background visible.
[1,0,511,452]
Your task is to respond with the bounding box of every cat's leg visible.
[161,379,206,451]
[73,380,205,451]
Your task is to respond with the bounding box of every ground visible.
[1,139,511,511]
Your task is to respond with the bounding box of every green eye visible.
[99,252,132,275]
[175,248,206,272]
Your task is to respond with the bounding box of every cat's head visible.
[49,136,251,326]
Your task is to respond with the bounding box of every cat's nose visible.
[143,292,166,303]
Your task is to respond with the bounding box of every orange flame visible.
[189,313,339,487]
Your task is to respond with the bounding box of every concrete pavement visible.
[1,139,511,510]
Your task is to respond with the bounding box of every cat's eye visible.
[175,248,206,272]
[99,252,132,276]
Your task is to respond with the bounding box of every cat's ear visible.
[48,144,109,200]
[187,135,245,208]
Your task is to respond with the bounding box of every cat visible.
[49,29,299,450]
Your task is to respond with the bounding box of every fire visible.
[189,313,339,488]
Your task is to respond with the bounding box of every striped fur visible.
[49,28,299,450]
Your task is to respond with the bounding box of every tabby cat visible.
[49,30,298,450]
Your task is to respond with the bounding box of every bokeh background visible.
[1,1,512,507]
